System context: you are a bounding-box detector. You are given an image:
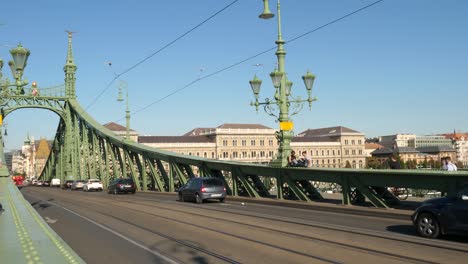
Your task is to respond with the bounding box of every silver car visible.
[178,177,226,203]
[71,180,86,190]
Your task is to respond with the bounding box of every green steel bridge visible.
[1,34,468,263]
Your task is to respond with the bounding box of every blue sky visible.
[1,0,467,150]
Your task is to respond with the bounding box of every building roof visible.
[371,148,395,156]
[182,128,212,137]
[103,122,135,132]
[138,136,215,144]
[297,126,362,137]
[35,139,51,159]
[292,136,338,143]
[396,147,420,153]
[417,146,456,153]
[365,143,384,149]
[216,123,272,129]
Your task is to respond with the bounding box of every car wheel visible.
[113,189,119,195]
[219,198,225,203]
[195,193,203,204]
[178,193,184,202]
[416,213,440,238]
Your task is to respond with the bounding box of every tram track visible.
[26,188,466,264]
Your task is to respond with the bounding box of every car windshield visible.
[203,179,223,187]
[120,179,134,184]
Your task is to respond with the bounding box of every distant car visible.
[36,181,43,186]
[83,179,103,192]
[71,180,86,190]
[412,186,468,238]
[32,179,38,185]
[51,178,61,187]
[178,177,226,204]
[62,180,74,189]
[107,178,136,195]
[42,181,51,187]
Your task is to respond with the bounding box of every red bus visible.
[12,175,25,186]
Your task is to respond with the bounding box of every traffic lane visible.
[24,189,420,263]
[134,192,415,235]
[134,192,468,245]
[26,187,468,263]
[25,188,350,263]
[21,189,178,264]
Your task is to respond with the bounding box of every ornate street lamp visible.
[250,0,318,167]
[0,43,30,95]
[117,80,131,141]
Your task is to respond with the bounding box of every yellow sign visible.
[0,115,2,126]
[280,121,293,131]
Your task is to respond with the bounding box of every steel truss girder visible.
[37,99,468,208]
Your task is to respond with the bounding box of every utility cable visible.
[84,0,240,111]
[115,0,385,122]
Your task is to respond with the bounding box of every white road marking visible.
[47,201,180,264]
[44,216,57,224]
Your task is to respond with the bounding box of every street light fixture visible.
[250,0,318,167]
[117,80,131,141]
[0,43,30,95]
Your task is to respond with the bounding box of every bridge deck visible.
[0,178,84,264]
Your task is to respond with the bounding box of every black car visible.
[178,177,226,204]
[108,178,136,194]
[412,186,468,238]
[62,180,74,189]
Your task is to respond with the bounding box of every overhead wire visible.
[84,0,240,111]
[116,0,386,122]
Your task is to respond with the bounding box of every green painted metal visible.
[147,158,166,192]
[251,0,317,167]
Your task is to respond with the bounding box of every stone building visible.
[138,124,367,168]
[103,122,139,142]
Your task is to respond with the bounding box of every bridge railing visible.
[23,84,66,98]
[39,99,468,208]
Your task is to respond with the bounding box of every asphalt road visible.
[21,187,468,264]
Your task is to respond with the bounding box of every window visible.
[233,140,237,146]
[233,152,238,158]
[251,140,256,146]
[358,140,362,145]
[223,152,228,158]
[222,140,227,146]
[328,159,330,164]
[322,150,324,156]
[338,150,341,155]
[196,152,200,156]
[316,150,319,156]
[327,150,330,156]
[333,150,335,155]
[242,151,247,158]
[345,150,349,155]
[260,140,265,146]
[204,152,207,158]
[359,160,363,168]
[189,152,192,156]
[352,140,355,145]
[269,151,274,157]
[345,140,349,145]
[260,151,265,157]
[211,152,215,159]
[269,140,274,146]
[242,140,247,146]
[352,150,356,155]
[359,150,363,155]
[252,151,256,158]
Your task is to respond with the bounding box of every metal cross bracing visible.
[2,35,468,209]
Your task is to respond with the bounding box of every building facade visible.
[137,124,367,169]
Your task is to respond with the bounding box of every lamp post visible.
[117,80,131,141]
[0,43,30,96]
[250,0,317,167]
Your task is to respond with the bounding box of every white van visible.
[51,178,61,187]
